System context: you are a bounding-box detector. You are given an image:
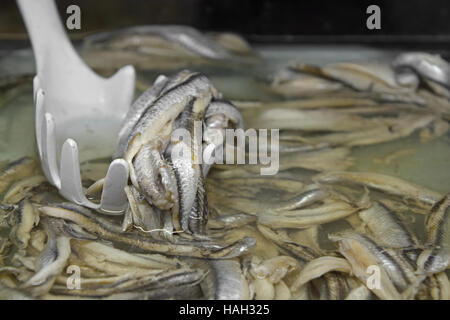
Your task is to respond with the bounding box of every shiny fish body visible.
[345,285,375,300]
[123,185,164,238]
[358,201,419,249]
[122,71,217,219]
[204,100,244,129]
[133,144,177,210]
[50,268,205,298]
[0,157,36,194]
[122,71,216,170]
[314,171,443,208]
[166,96,209,235]
[3,175,47,205]
[115,75,169,158]
[329,232,409,299]
[23,220,72,297]
[203,100,244,177]
[393,52,450,88]
[273,187,328,212]
[258,199,359,229]
[84,25,232,60]
[39,203,255,259]
[418,194,450,274]
[291,256,352,292]
[200,259,250,300]
[8,200,39,249]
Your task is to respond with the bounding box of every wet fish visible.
[248,108,392,132]
[115,75,169,158]
[291,256,352,292]
[258,199,360,229]
[257,224,317,264]
[123,185,165,238]
[305,112,434,147]
[233,97,377,110]
[274,280,291,300]
[120,71,216,181]
[329,231,410,300]
[0,283,33,300]
[203,100,244,177]
[133,145,178,210]
[430,272,450,300]
[256,229,351,300]
[72,240,183,270]
[165,96,209,235]
[83,25,233,60]
[23,220,72,297]
[240,147,352,173]
[207,177,305,201]
[270,65,344,97]
[393,52,450,88]
[319,272,349,300]
[250,255,298,284]
[121,72,217,232]
[345,285,375,300]
[0,157,37,194]
[314,171,443,208]
[321,62,413,93]
[206,32,256,57]
[207,213,256,230]
[39,203,255,259]
[358,200,419,249]
[50,268,205,298]
[3,175,47,204]
[8,200,39,249]
[417,194,450,274]
[199,259,250,300]
[273,187,328,211]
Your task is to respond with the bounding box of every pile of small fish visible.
[81,25,259,72]
[0,25,449,299]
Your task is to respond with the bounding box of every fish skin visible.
[393,52,450,88]
[200,259,250,300]
[0,157,36,194]
[122,71,216,195]
[39,203,255,259]
[418,194,450,274]
[84,25,232,60]
[133,143,176,210]
[203,100,244,177]
[166,95,210,235]
[250,255,298,284]
[320,272,348,300]
[123,72,215,161]
[50,268,205,298]
[291,256,351,292]
[8,199,39,249]
[258,199,359,229]
[257,224,317,263]
[329,231,412,299]
[115,75,169,158]
[2,175,47,204]
[22,218,72,297]
[345,285,375,300]
[273,188,328,212]
[0,283,33,300]
[358,200,419,249]
[124,185,167,240]
[205,100,244,129]
[314,171,443,208]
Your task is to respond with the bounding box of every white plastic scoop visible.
[17,0,135,214]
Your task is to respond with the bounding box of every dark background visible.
[0,0,449,45]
